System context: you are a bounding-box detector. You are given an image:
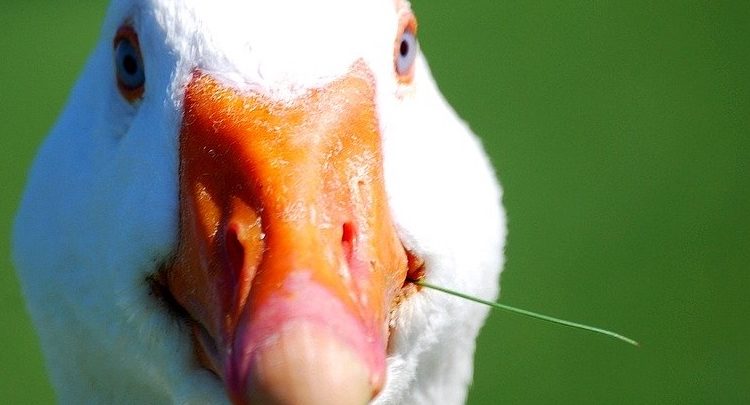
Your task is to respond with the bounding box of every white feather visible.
[13,0,505,403]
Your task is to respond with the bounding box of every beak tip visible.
[233,322,378,405]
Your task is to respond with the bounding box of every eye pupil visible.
[123,54,138,75]
[400,39,409,57]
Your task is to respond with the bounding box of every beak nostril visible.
[225,226,245,284]
[341,222,356,263]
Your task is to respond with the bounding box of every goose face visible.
[13,0,505,404]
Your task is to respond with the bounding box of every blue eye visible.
[114,26,145,101]
[394,14,418,81]
[396,31,417,75]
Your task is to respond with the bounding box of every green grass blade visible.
[415,279,639,347]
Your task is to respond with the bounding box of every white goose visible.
[13,0,505,404]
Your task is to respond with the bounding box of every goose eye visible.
[394,14,418,82]
[114,26,145,101]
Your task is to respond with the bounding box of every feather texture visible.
[13,1,505,403]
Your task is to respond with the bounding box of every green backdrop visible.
[1,1,748,403]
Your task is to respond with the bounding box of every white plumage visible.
[13,0,505,403]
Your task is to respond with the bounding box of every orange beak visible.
[164,63,409,404]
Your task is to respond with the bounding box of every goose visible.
[13,0,505,403]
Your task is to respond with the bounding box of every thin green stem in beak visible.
[414,279,639,347]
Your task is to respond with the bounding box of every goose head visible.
[13,0,505,403]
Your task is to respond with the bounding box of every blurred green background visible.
[1,1,748,403]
